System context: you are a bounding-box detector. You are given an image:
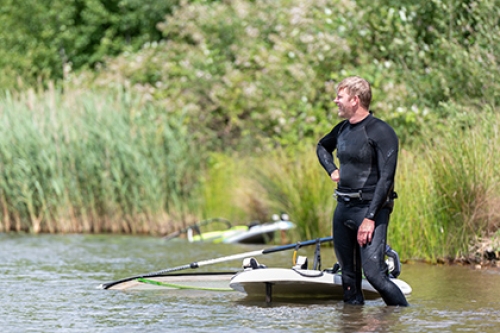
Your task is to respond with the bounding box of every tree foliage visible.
[0,0,178,87]
[83,0,498,149]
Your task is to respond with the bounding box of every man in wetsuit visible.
[317,76,408,306]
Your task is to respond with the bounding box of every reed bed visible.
[389,149,438,261]
[0,86,201,234]
[246,148,335,240]
[198,149,335,239]
[198,153,252,224]
[424,113,500,260]
[372,112,499,262]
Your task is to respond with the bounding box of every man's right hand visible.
[330,169,340,183]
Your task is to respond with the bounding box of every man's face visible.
[333,88,356,119]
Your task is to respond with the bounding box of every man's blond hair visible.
[336,76,372,110]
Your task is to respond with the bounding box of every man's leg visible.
[334,203,365,304]
[360,207,409,306]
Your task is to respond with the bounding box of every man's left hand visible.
[357,218,375,246]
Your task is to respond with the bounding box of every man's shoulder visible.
[366,115,398,139]
[368,114,395,130]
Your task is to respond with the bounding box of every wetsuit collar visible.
[349,112,372,126]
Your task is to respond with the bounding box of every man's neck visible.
[348,108,370,124]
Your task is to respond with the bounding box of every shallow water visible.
[1,233,499,333]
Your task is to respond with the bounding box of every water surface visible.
[1,234,499,332]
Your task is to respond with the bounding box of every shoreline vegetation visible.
[408,236,500,269]
[0,88,498,265]
[0,0,499,264]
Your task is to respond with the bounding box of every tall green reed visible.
[424,112,500,259]
[390,149,441,262]
[193,146,338,243]
[384,111,500,262]
[198,152,250,224]
[0,86,202,233]
[247,147,335,240]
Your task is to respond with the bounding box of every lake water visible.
[1,233,500,333]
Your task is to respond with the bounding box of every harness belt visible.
[334,189,374,201]
[334,189,398,202]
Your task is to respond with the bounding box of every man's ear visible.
[350,95,359,107]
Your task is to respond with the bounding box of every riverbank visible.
[464,236,500,268]
[426,236,500,269]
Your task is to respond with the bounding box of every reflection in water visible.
[338,304,403,333]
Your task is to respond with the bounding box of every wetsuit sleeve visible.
[316,122,345,176]
[365,121,399,220]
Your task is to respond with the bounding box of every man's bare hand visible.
[357,218,375,246]
[331,169,340,183]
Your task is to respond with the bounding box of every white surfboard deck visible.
[229,268,412,300]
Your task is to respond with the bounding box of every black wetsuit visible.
[317,113,408,306]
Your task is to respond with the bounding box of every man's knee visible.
[363,267,388,289]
